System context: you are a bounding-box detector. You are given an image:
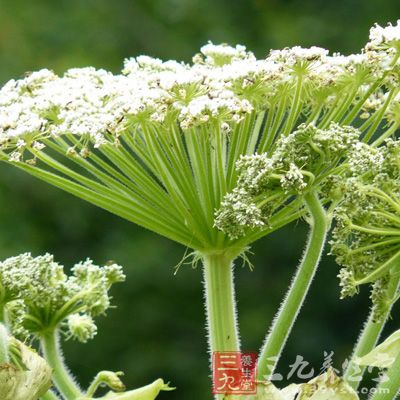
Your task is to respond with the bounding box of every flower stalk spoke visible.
[256,191,328,380]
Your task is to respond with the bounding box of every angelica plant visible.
[0,252,172,400]
[1,19,400,399]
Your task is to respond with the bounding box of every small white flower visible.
[16,139,26,148]
[32,141,45,151]
[368,20,400,48]
[9,151,21,162]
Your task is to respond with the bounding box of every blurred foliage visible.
[0,0,400,398]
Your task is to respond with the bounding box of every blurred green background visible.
[0,1,400,398]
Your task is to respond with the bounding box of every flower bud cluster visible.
[330,139,400,321]
[0,253,125,341]
[215,122,360,238]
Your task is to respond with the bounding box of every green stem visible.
[372,122,400,147]
[0,301,5,323]
[344,274,400,389]
[202,251,241,399]
[283,75,303,136]
[370,351,400,400]
[203,252,241,352]
[355,251,400,285]
[40,391,60,400]
[41,330,83,400]
[0,322,9,364]
[257,191,328,380]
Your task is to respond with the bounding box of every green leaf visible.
[356,329,400,368]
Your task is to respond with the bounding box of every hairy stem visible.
[40,391,60,400]
[257,191,328,380]
[369,351,400,400]
[344,275,400,389]
[202,251,241,399]
[41,330,83,400]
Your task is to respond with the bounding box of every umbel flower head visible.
[0,22,400,251]
[330,139,400,322]
[0,253,125,341]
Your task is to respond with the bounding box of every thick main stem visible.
[202,252,241,398]
[257,191,328,380]
[344,274,400,389]
[41,330,83,400]
[203,252,240,353]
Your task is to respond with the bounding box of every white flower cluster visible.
[347,142,385,175]
[214,187,266,239]
[0,253,125,342]
[268,46,329,66]
[196,42,254,66]
[368,20,400,49]
[0,23,399,164]
[280,163,307,193]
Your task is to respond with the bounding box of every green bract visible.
[256,370,359,400]
[296,369,359,400]
[356,329,400,369]
[0,337,52,400]
[81,373,174,400]
[97,379,174,400]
